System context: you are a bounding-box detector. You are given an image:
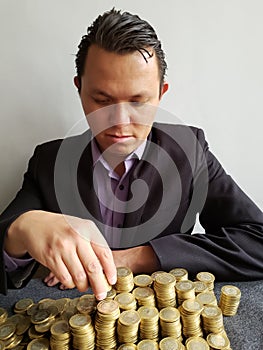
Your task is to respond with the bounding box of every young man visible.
[1,9,262,299]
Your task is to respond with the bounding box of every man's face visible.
[75,45,168,162]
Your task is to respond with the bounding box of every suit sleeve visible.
[0,146,44,294]
[150,129,263,281]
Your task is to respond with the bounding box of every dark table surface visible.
[0,278,262,350]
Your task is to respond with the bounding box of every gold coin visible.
[159,306,180,322]
[207,332,230,349]
[169,268,188,281]
[186,336,209,350]
[26,337,49,350]
[117,267,132,277]
[50,320,70,337]
[118,310,140,326]
[0,323,16,340]
[106,288,117,299]
[117,344,137,349]
[31,310,51,324]
[155,272,176,285]
[134,274,153,287]
[0,340,4,350]
[182,299,203,313]
[137,339,159,349]
[221,285,241,297]
[14,298,34,312]
[159,336,183,350]
[28,326,45,340]
[0,309,8,325]
[97,299,119,315]
[69,313,92,328]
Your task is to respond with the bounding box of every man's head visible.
[74,9,169,168]
[75,8,167,93]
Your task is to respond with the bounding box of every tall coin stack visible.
[137,306,159,342]
[115,267,134,293]
[219,285,241,316]
[175,280,195,305]
[201,305,224,335]
[117,310,141,344]
[159,306,182,341]
[179,299,203,338]
[50,319,71,350]
[95,299,120,349]
[69,313,95,350]
[153,272,176,309]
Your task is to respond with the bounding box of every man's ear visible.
[160,82,169,98]
[74,76,81,92]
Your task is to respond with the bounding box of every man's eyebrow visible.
[91,89,149,99]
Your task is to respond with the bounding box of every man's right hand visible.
[4,210,117,300]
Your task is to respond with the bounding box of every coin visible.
[169,268,188,281]
[26,337,49,350]
[0,309,8,325]
[196,272,215,291]
[97,299,119,315]
[207,332,230,349]
[134,274,153,287]
[31,310,51,324]
[137,339,159,349]
[185,336,210,350]
[159,336,183,350]
[117,344,137,349]
[115,292,137,311]
[0,323,16,340]
[14,298,34,313]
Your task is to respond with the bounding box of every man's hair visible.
[75,8,167,91]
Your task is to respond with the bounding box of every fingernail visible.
[109,275,117,285]
[96,292,107,300]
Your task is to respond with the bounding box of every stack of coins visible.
[196,291,217,306]
[0,308,8,325]
[137,339,159,350]
[69,313,95,350]
[159,336,184,350]
[132,287,155,307]
[175,280,195,305]
[159,306,182,341]
[185,336,209,350]
[76,294,97,315]
[0,322,23,349]
[153,272,176,309]
[115,267,134,293]
[14,298,34,314]
[179,299,203,338]
[30,308,56,333]
[134,274,153,288]
[206,332,231,350]
[115,292,137,311]
[201,305,224,334]
[169,268,188,281]
[117,310,140,344]
[219,285,241,316]
[117,344,137,349]
[137,306,159,342]
[50,319,71,350]
[196,272,215,291]
[26,337,49,349]
[193,281,209,295]
[106,288,117,300]
[95,299,120,349]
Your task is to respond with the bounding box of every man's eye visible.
[93,98,111,105]
[131,101,145,107]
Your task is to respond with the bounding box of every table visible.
[0,278,262,349]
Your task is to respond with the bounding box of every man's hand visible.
[4,210,117,300]
[112,246,160,274]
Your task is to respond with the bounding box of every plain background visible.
[0,0,262,213]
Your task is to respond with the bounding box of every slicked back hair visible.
[75,8,167,92]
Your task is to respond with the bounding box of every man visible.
[1,9,262,299]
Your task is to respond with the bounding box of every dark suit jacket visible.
[1,123,263,294]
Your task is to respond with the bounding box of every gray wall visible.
[0,0,262,212]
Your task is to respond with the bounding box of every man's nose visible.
[109,103,131,126]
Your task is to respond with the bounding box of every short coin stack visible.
[196,272,215,291]
[206,331,231,350]
[114,293,137,311]
[201,305,224,335]
[115,267,134,293]
[175,280,195,305]
[219,285,241,316]
[132,287,155,307]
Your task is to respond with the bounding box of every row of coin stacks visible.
[0,267,241,349]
